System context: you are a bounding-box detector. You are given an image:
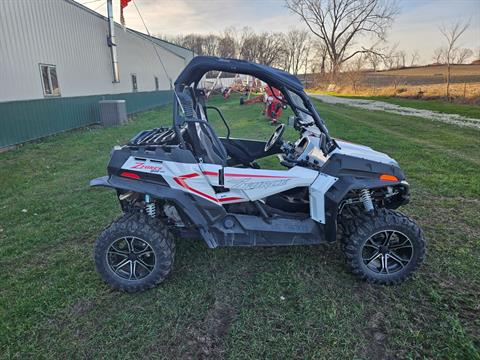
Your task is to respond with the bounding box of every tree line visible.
[160,27,317,77]
[160,0,475,90]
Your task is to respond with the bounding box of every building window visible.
[131,74,138,92]
[40,64,60,96]
[154,76,159,91]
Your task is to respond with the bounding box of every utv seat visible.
[177,92,228,166]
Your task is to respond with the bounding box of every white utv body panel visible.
[207,165,318,200]
[332,140,398,166]
[122,156,338,224]
[309,173,338,224]
[292,129,397,167]
[122,157,219,203]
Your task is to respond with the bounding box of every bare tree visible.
[217,28,238,58]
[366,51,382,71]
[239,27,259,62]
[409,50,420,67]
[455,48,473,64]
[439,21,470,98]
[284,29,311,75]
[309,42,329,86]
[203,35,219,56]
[286,0,398,81]
[182,34,208,55]
[239,28,283,66]
[344,55,365,93]
[432,47,446,64]
[397,50,407,68]
[383,43,399,70]
[258,33,284,66]
[311,42,329,76]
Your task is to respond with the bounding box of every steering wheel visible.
[264,124,285,152]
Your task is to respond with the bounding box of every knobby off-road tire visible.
[94,213,175,292]
[341,208,426,285]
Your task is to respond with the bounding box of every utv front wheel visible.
[342,209,426,285]
[94,213,175,292]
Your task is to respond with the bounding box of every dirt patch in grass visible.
[361,311,388,360]
[70,298,96,317]
[184,300,236,359]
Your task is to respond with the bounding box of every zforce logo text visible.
[233,178,289,190]
[130,162,162,173]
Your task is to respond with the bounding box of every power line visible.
[93,1,105,11]
[80,0,102,5]
[131,0,172,85]
[131,0,184,113]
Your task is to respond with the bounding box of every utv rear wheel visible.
[342,209,426,285]
[94,213,175,292]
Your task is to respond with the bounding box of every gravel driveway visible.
[309,94,480,129]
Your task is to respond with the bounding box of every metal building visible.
[0,0,194,148]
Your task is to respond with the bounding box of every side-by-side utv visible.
[91,56,426,292]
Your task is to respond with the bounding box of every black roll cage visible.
[172,56,338,154]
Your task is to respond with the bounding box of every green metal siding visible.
[0,90,172,148]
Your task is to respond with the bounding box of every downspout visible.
[106,0,120,82]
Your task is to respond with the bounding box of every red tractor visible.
[240,86,286,124]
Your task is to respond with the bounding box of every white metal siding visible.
[153,40,194,65]
[0,0,187,102]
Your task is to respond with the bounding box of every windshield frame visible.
[280,86,337,153]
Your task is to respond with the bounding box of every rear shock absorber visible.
[360,189,374,213]
[145,194,156,218]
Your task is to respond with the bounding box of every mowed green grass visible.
[0,94,479,359]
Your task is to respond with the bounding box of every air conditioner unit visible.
[99,100,127,127]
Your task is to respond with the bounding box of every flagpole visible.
[107,0,120,83]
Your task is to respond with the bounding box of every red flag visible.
[120,0,131,26]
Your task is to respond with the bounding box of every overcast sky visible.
[79,0,480,64]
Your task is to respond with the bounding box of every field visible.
[376,64,480,76]
[364,64,480,86]
[1,95,479,359]
[308,64,480,101]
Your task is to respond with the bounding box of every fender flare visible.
[90,175,226,248]
[323,177,409,243]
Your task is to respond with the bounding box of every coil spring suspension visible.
[360,189,374,212]
[145,194,156,218]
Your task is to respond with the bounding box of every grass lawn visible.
[1,95,479,359]
[309,91,480,119]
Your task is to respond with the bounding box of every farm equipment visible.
[240,86,287,124]
[222,87,232,99]
[263,86,287,124]
[91,56,426,292]
[205,72,261,100]
[223,75,261,100]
